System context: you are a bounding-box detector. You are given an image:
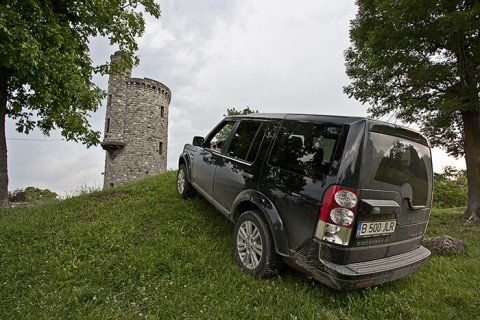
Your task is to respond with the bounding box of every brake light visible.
[315,185,360,246]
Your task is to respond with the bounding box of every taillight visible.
[315,185,360,246]
[330,208,355,226]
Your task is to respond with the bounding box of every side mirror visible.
[192,136,205,147]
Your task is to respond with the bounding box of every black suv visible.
[177,113,432,290]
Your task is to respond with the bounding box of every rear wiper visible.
[404,196,427,210]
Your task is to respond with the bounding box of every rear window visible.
[368,132,431,206]
[269,120,342,180]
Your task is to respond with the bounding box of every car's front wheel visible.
[177,164,194,199]
[233,210,282,277]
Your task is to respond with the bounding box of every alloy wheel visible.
[236,220,263,269]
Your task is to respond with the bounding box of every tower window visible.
[161,106,165,118]
[110,183,114,188]
[159,141,163,155]
[107,94,112,107]
[106,118,111,133]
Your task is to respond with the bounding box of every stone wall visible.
[102,52,171,188]
[103,51,130,144]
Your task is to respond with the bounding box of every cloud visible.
[5,0,465,193]
[160,0,366,168]
[7,129,104,194]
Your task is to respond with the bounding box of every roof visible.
[225,113,366,124]
[221,113,428,145]
[224,112,425,136]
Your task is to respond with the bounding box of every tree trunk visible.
[0,67,9,209]
[462,110,480,224]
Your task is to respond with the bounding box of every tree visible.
[344,0,480,224]
[215,107,259,141]
[0,0,160,208]
[8,189,26,203]
[433,166,467,208]
[8,186,57,203]
[24,186,58,202]
[224,107,258,116]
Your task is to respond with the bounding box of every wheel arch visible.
[231,190,290,256]
[178,152,192,181]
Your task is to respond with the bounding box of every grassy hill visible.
[0,171,478,319]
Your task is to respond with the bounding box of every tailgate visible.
[352,125,433,249]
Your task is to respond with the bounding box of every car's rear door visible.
[351,123,433,259]
[257,117,346,251]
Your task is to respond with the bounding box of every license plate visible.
[356,220,396,238]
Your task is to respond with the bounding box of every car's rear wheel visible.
[177,164,194,198]
[234,210,282,277]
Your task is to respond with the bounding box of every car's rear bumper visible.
[290,244,431,290]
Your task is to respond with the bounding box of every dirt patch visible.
[142,218,157,238]
[422,236,468,254]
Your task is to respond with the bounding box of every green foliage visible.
[216,107,259,141]
[434,166,467,208]
[24,186,57,202]
[0,171,478,319]
[224,107,258,116]
[0,0,161,146]
[65,184,102,198]
[8,187,57,203]
[344,0,480,157]
[7,188,26,202]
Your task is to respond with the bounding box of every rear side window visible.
[228,121,264,162]
[269,120,342,180]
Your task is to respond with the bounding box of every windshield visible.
[365,132,432,206]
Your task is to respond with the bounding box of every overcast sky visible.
[6,0,465,195]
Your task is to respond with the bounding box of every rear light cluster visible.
[315,185,360,246]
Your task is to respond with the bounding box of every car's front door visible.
[213,120,274,212]
[191,120,236,197]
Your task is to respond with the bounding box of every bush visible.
[8,187,57,203]
[433,167,467,208]
[24,187,58,202]
[8,189,27,202]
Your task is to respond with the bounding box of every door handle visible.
[241,172,253,179]
[404,196,427,210]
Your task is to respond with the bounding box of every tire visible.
[177,164,194,199]
[233,210,283,278]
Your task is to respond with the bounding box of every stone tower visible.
[101,51,171,188]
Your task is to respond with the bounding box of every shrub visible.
[8,187,57,203]
[433,166,467,208]
[8,189,27,202]
[24,187,58,202]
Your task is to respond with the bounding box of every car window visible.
[227,121,264,162]
[269,120,342,180]
[246,123,267,163]
[370,134,430,205]
[205,121,236,153]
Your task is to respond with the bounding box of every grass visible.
[0,171,479,319]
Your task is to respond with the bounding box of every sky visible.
[6,0,466,195]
